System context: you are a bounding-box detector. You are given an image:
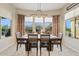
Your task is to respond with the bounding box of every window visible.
[65,18,76,38]
[0,16,11,39]
[65,7,79,39]
[24,16,53,34]
[76,17,79,38]
[35,17,43,33]
[65,19,71,37]
[45,17,53,34]
[65,17,78,38]
[24,17,33,33]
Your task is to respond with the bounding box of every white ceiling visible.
[12,3,66,11]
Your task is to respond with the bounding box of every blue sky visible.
[66,19,71,29]
[1,18,11,27]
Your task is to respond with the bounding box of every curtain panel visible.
[17,15,25,35]
[53,15,59,36]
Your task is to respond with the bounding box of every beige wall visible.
[0,4,16,53]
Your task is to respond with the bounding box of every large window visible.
[24,17,33,33]
[76,17,79,38]
[35,17,43,33]
[45,17,52,34]
[65,7,79,39]
[0,16,11,39]
[24,16,53,34]
[65,17,79,38]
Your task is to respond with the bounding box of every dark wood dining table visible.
[21,34,58,51]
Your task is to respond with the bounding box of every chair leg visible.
[16,44,18,51]
[51,45,53,51]
[48,51,50,56]
[28,43,29,56]
[25,44,26,51]
[36,48,38,56]
[60,44,62,51]
[28,50,29,56]
[28,46,29,56]
[49,45,51,56]
[40,47,41,56]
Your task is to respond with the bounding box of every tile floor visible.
[0,44,79,56]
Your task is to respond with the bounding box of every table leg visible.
[25,40,30,51]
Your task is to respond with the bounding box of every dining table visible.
[21,34,58,51]
[22,34,58,39]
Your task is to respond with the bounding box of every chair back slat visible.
[28,34,38,42]
[40,34,50,42]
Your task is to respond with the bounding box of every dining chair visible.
[50,33,63,51]
[40,34,50,56]
[15,32,27,51]
[28,34,38,56]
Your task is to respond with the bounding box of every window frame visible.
[24,16,53,34]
